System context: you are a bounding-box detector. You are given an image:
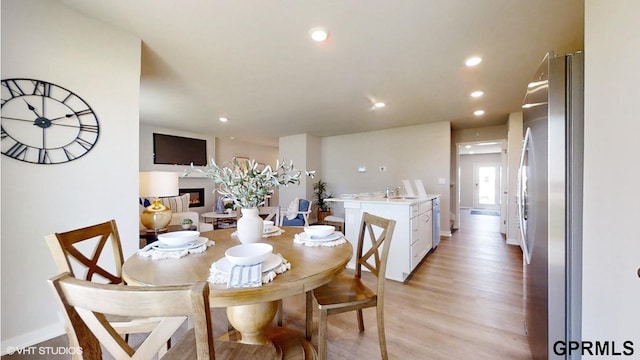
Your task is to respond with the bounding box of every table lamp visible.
[139,171,179,232]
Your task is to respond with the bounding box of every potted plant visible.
[313,180,332,224]
[180,218,194,230]
[186,158,314,243]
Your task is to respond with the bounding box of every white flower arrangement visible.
[186,158,315,209]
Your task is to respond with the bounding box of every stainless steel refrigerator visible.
[518,51,583,360]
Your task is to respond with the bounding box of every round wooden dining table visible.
[122,226,352,354]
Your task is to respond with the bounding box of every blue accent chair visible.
[281,199,311,227]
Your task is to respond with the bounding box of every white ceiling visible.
[60,0,583,147]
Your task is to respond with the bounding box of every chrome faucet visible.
[385,186,401,198]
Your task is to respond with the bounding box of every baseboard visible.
[1,323,65,356]
[440,230,452,238]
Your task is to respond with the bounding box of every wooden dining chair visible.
[305,212,396,360]
[44,219,170,353]
[49,273,276,360]
[45,219,125,284]
[258,206,280,225]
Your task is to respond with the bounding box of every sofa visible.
[139,193,213,231]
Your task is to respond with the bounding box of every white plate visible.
[214,253,282,274]
[152,237,207,252]
[263,226,279,234]
[297,232,342,242]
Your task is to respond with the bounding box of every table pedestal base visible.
[226,301,278,345]
[221,326,317,360]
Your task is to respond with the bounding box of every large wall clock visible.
[1,78,100,164]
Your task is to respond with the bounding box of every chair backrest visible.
[45,219,124,284]
[49,273,215,360]
[280,199,312,226]
[258,206,280,225]
[355,213,396,297]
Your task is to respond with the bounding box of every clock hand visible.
[49,113,75,121]
[0,116,37,123]
[23,99,41,118]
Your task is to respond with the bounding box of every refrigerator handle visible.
[518,127,532,264]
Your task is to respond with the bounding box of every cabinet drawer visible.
[410,217,420,244]
[419,200,432,213]
[410,205,419,217]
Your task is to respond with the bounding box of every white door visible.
[473,163,501,210]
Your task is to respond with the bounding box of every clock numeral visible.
[5,142,29,160]
[75,137,94,151]
[74,109,94,117]
[32,80,52,97]
[38,148,52,164]
[79,124,99,133]
[63,147,77,161]
[2,79,27,100]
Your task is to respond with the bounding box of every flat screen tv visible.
[153,133,207,166]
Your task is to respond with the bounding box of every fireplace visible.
[179,188,205,208]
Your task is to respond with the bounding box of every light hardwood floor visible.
[4,209,531,359]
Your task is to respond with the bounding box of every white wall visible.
[1,0,141,350]
[278,134,320,209]
[506,112,523,245]
[320,122,451,235]
[583,0,640,349]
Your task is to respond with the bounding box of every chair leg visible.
[356,309,365,332]
[377,304,388,360]
[305,291,313,340]
[318,309,329,360]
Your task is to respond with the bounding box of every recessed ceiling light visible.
[474,110,485,116]
[470,90,484,98]
[469,151,475,154]
[374,102,386,108]
[309,27,329,42]
[465,56,482,67]
[219,117,228,122]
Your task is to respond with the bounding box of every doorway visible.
[455,140,507,233]
[473,163,501,210]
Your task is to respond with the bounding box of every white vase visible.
[237,208,264,244]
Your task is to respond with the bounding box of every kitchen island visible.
[326,194,440,282]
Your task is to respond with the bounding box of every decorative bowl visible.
[157,230,200,247]
[225,243,273,265]
[303,225,335,238]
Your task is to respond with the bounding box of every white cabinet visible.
[338,196,438,282]
[411,201,432,270]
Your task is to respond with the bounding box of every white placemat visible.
[137,238,215,260]
[293,233,347,247]
[208,253,290,286]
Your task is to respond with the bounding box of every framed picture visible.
[235,157,250,170]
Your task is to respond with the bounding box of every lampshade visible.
[139,171,179,198]
[139,171,179,232]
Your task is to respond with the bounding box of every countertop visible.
[326,194,439,205]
